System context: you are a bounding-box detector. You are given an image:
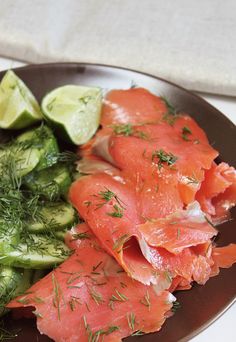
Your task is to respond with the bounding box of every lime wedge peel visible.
[41,85,102,145]
[0,70,43,129]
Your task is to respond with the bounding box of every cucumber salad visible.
[0,70,102,318]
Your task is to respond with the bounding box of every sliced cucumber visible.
[16,125,59,172]
[0,234,71,269]
[24,163,72,200]
[0,220,20,254]
[0,266,23,317]
[26,202,76,233]
[54,229,67,241]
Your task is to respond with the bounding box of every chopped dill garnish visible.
[164,270,172,283]
[68,297,82,311]
[95,187,125,210]
[172,301,181,313]
[107,204,124,218]
[83,315,120,342]
[132,330,144,336]
[182,126,192,141]
[66,273,81,285]
[32,310,43,318]
[120,282,127,288]
[177,228,181,238]
[89,288,104,305]
[0,321,19,341]
[161,96,179,126]
[130,80,138,88]
[92,261,103,271]
[152,149,178,170]
[57,151,78,163]
[127,312,136,331]
[16,297,30,305]
[140,290,151,311]
[112,124,133,136]
[111,289,128,302]
[112,124,149,140]
[186,175,199,185]
[52,273,63,320]
[98,188,116,202]
[72,232,91,240]
[161,96,177,116]
[33,296,45,304]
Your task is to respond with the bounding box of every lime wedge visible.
[41,85,102,145]
[0,70,43,129]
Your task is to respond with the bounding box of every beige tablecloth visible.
[0,0,236,96]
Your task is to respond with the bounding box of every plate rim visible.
[1,61,235,132]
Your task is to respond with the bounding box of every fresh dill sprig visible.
[0,321,19,341]
[161,96,179,126]
[140,290,151,311]
[72,232,91,240]
[127,312,136,331]
[112,124,133,136]
[107,204,124,218]
[161,96,177,116]
[57,151,78,164]
[182,126,192,141]
[95,188,125,210]
[152,149,178,169]
[171,301,181,313]
[112,124,149,140]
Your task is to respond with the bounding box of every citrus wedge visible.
[0,70,43,129]
[41,85,102,145]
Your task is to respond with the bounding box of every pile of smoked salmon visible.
[9,88,236,342]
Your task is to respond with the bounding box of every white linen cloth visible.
[0,0,235,96]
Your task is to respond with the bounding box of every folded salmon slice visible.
[138,202,217,254]
[101,88,168,126]
[196,162,236,223]
[69,173,159,286]
[8,224,174,342]
[210,244,236,277]
[70,171,218,288]
[92,119,217,217]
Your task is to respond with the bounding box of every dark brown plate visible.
[1,63,235,342]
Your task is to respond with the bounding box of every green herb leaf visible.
[152,149,178,169]
[107,204,124,218]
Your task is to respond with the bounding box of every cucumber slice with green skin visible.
[16,125,59,172]
[0,234,71,269]
[26,202,76,233]
[0,221,20,255]
[0,266,24,317]
[24,163,72,200]
[0,143,40,178]
[54,229,67,241]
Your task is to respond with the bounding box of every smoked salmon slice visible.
[69,173,159,286]
[8,224,175,342]
[210,244,236,277]
[70,173,218,288]
[196,162,236,223]
[6,86,236,342]
[101,88,168,126]
[90,120,218,216]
